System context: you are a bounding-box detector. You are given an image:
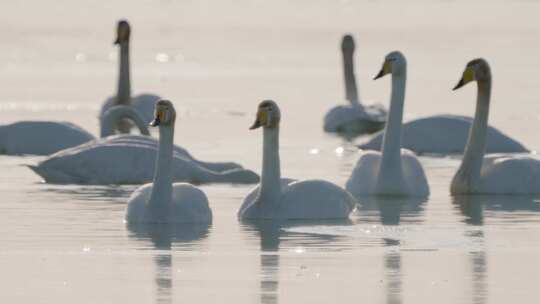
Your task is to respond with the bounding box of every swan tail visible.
[193,160,243,172]
[26,164,85,184]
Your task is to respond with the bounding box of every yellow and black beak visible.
[150,110,163,127]
[374,61,391,80]
[114,37,120,45]
[249,110,267,130]
[453,67,474,91]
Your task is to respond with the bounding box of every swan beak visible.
[453,67,474,91]
[249,111,267,130]
[149,116,160,126]
[150,111,163,126]
[114,37,120,45]
[374,61,391,80]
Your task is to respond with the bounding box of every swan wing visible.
[0,121,94,155]
[400,149,430,196]
[480,156,540,194]
[238,178,296,218]
[170,183,212,223]
[345,151,381,196]
[280,179,356,219]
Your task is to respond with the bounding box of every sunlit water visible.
[2,0,540,303]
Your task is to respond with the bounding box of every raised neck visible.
[148,123,175,220]
[376,70,406,192]
[117,42,131,106]
[257,126,281,204]
[454,78,492,190]
[100,105,150,137]
[342,49,360,106]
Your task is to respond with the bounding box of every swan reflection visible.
[127,222,211,304]
[242,219,351,304]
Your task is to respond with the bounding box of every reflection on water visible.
[127,222,211,304]
[356,196,426,304]
[242,219,351,304]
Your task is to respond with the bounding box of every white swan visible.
[346,51,429,197]
[0,105,148,156]
[126,100,212,223]
[450,58,540,194]
[238,100,356,220]
[323,35,387,135]
[29,105,260,185]
[358,114,527,154]
[100,20,161,131]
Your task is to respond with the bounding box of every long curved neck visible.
[117,42,131,106]
[258,127,281,203]
[100,106,150,137]
[456,79,492,185]
[379,70,406,178]
[148,123,175,215]
[343,50,360,106]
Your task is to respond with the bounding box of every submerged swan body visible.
[0,105,149,156]
[346,51,429,197]
[100,20,161,131]
[239,100,356,220]
[450,59,540,194]
[126,100,212,223]
[358,114,527,154]
[324,35,387,135]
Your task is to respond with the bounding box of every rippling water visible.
[2,0,540,303]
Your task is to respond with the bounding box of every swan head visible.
[114,20,131,45]
[453,58,491,90]
[374,51,407,80]
[150,99,176,127]
[341,35,355,53]
[249,100,281,130]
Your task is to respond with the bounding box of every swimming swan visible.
[0,105,149,156]
[29,105,260,185]
[100,20,161,131]
[323,35,387,135]
[126,100,212,223]
[357,114,527,154]
[238,100,356,220]
[346,51,429,197]
[450,59,540,194]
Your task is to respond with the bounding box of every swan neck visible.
[100,106,150,137]
[149,123,175,212]
[379,71,406,175]
[259,127,281,203]
[117,43,131,106]
[457,79,492,184]
[343,50,360,105]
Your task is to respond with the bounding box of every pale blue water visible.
[1,0,540,303]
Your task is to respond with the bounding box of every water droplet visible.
[309,148,319,155]
[335,146,344,155]
[75,53,87,62]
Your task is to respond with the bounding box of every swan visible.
[29,104,260,185]
[126,100,212,223]
[450,58,540,194]
[357,114,527,154]
[100,20,161,131]
[323,35,387,135]
[345,51,429,197]
[0,105,148,156]
[238,100,356,220]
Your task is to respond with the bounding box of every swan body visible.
[0,121,94,155]
[346,51,429,197]
[126,100,212,223]
[358,114,527,154]
[239,100,356,220]
[324,35,387,136]
[100,20,160,131]
[0,105,148,156]
[450,59,540,194]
